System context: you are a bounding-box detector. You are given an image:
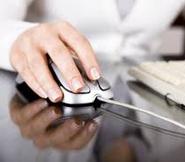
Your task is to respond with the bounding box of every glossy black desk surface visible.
[1,58,185,162]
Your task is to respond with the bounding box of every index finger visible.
[57,22,101,80]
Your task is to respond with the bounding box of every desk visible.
[0,58,185,162]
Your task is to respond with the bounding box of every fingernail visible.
[88,122,97,132]
[54,107,62,116]
[71,77,83,92]
[50,108,61,119]
[75,118,83,126]
[39,88,47,98]
[90,67,100,80]
[71,120,82,130]
[48,89,62,102]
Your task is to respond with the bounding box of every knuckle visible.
[30,24,54,44]
[38,23,52,33]
[20,35,34,49]
[12,32,33,54]
[59,20,70,28]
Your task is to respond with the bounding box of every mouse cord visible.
[97,96,185,130]
[99,106,185,139]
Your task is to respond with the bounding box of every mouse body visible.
[50,62,113,105]
[16,60,113,105]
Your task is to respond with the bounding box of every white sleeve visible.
[0,0,38,71]
[119,0,185,57]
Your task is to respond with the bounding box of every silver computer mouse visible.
[49,61,113,105]
[16,59,113,105]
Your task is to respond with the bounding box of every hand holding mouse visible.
[10,21,101,102]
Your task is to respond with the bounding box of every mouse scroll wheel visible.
[97,77,111,90]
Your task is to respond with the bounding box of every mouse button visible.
[86,80,98,88]
[97,77,111,90]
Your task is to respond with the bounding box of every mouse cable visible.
[97,96,185,130]
[99,106,185,139]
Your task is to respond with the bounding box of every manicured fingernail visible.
[54,107,62,115]
[88,122,97,132]
[71,77,83,92]
[90,67,100,80]
[75,118,83,126]
[48,89,62,102]
[39,88,47,98]
[49,107,62,119]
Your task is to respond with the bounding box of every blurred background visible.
[160,6,185,59]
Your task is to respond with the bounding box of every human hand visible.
[10,96,98,150]
[10,21,100,102]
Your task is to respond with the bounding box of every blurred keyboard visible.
[129,61,185,106]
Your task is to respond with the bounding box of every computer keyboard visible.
[129,61,185,106]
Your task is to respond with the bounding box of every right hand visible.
[10,96,98,150]
[10,21,101,102]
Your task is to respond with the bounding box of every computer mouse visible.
[16,58,113,105]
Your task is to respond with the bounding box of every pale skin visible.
[10,96,97,150]
[10,21,101,102]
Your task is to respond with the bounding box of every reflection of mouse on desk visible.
[16,59,113,105]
